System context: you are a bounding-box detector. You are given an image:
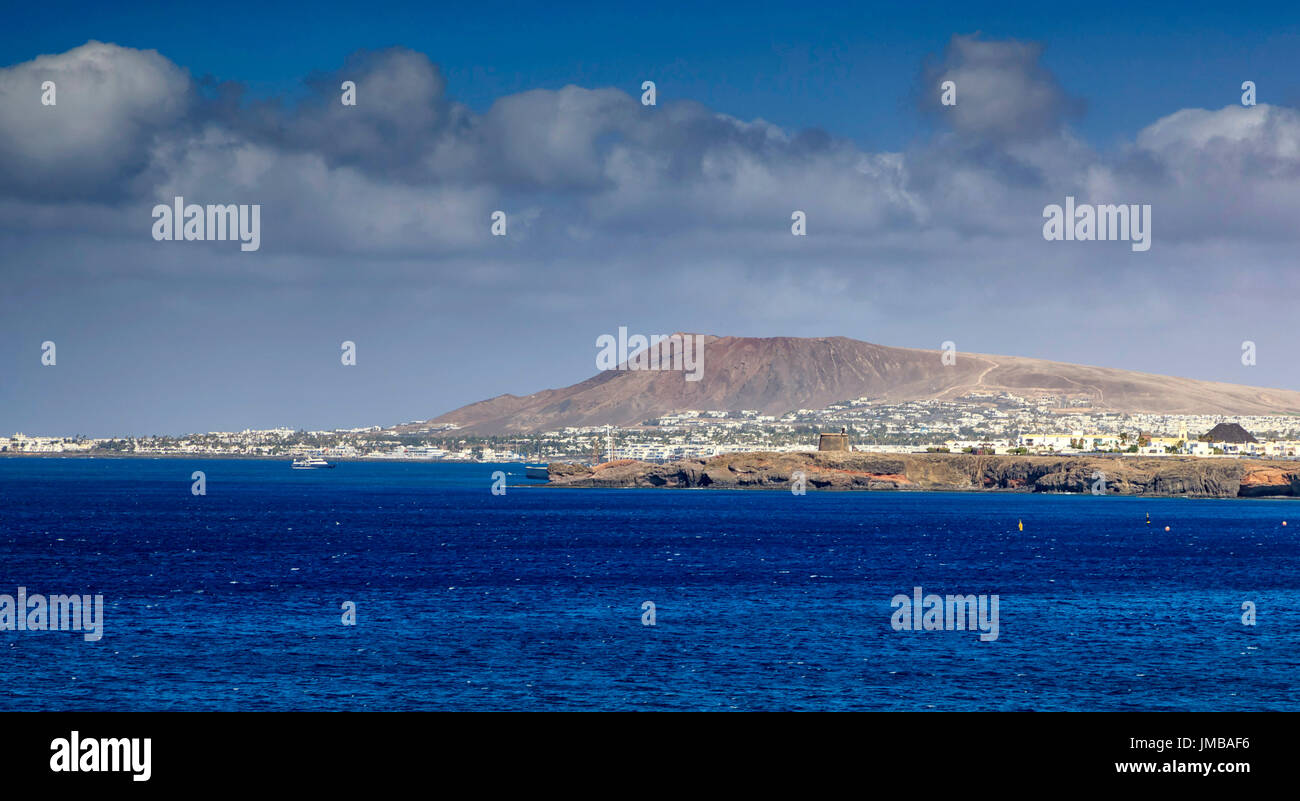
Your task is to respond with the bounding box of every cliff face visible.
[546,452,1300,498]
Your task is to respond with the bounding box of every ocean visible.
[1,457,1296,711]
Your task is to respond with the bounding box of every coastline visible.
[0,453,486,463]
[544,451,1300,499]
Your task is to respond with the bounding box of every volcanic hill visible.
[404,335,1300,434]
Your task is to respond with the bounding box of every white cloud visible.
[0,41,192,199]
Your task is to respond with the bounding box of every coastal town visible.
[5,392,1300,462]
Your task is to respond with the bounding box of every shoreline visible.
[543,451,1300,499]
[0,453,502,463]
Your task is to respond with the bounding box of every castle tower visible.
[818,431,850,451]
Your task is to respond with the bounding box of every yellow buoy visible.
[1018,519,1023,531]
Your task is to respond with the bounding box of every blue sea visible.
[1,458,1297,711]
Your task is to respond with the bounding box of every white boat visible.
[291,456,335,469]
[524,464,549,480]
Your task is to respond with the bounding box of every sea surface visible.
[1,457,1297,711]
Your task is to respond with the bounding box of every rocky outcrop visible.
[545,452,1300,498]
[1238,466,1300,497]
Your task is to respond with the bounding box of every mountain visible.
[405,335,1300,434]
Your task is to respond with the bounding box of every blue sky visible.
[4,2,1300,435]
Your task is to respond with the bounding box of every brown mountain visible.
[406,335,1300,434]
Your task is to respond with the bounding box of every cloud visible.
[4,35,1299,266]
[919,34,1084,143]
[6,34,1300,434]
[0,41,193,201]
[241,47,469,182]
[1100,103,1300,241]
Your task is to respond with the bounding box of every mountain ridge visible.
[404,335,1300,434]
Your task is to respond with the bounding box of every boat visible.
[524,464,549,480]
[291,456,335,469]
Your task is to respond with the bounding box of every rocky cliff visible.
[545,452,1300,498]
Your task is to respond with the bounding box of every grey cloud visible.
[1097,104,1300,242]
[0,41,193,201]
[4,37,1300,278]
[920,34,1084,143]
[242,48,472,181]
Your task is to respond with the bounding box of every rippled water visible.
[1,457,1296,710]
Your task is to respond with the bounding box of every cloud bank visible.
[2,36,1296,433]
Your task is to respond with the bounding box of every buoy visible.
[1145,512,1150,525]
[1284,521,1288,527]
[1164,526,1171,532]
[1018,519,1023,531]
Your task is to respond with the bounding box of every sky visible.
[3,1,1300,435]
